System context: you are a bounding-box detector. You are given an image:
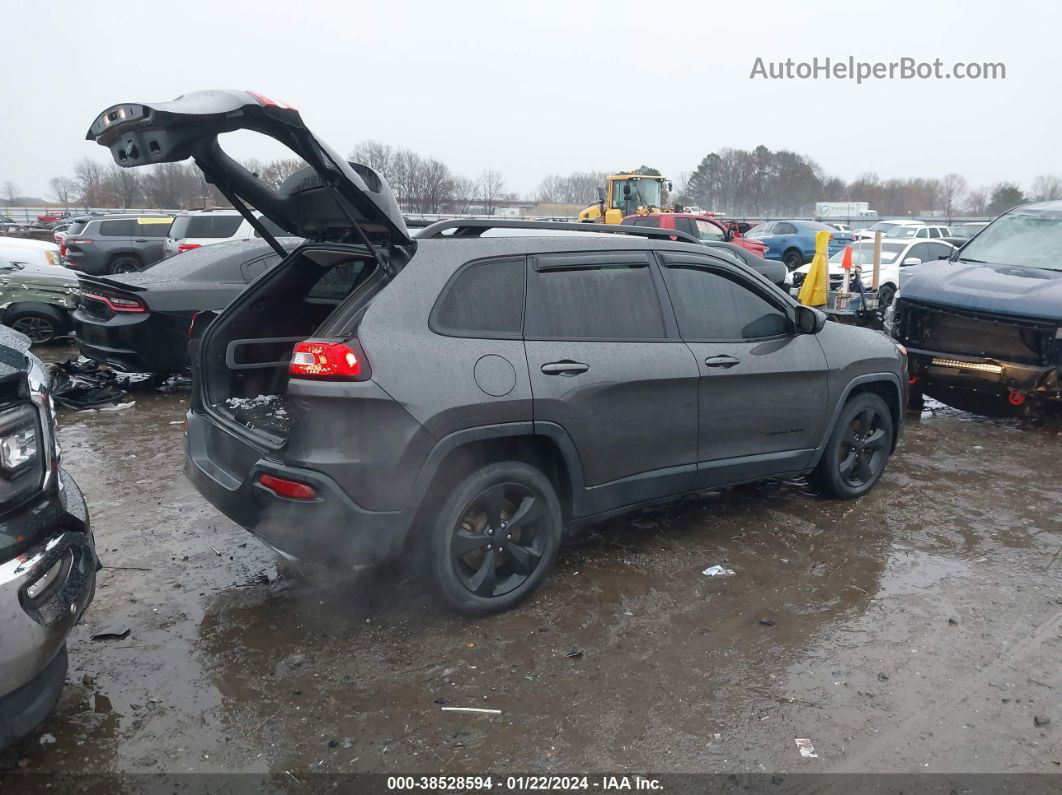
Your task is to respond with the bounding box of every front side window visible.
[432,258,526,337]
[664,263,791,340]
[695,219,726,241]
[526,256,665,340]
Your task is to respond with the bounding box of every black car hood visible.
[902,260,1062,321]
[86,90,414,254]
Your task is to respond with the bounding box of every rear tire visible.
[428,461,562,616]
[5,305,66,343]
[783,249,804,270]
[109,256,140,274]
[808,393,894,499]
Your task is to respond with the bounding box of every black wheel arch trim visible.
[808,372,904,468]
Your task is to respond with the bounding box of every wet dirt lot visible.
[3,345,1061,780]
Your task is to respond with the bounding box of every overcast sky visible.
[2,0,1059,201]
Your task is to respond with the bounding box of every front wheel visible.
[5,306,66,343]
[428,461,562,616]
[783,249,804,270]
[808,393,894,499]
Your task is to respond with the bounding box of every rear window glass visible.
[98,219,136,236]
[432,258,525,337]
[308,260,367,301]
[171,215,243,239]
[66,221,87,235]
[526,260,664,340]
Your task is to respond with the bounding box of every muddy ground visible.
[2,343,1061,780]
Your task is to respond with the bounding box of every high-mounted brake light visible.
[258,473,317,500]
[177,242,201,253]
[82,289,146,313]
[289,340,368,380]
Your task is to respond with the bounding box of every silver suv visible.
[90,90,907,615]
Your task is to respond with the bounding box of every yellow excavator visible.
[578,172,672,224]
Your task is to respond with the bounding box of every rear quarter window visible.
[98,219,136,236]
[179,215,243,239]
[430,257,526,338]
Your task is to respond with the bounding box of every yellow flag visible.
[797,230,830,307]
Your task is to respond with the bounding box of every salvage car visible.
[889,201,1062,411]
[792,238,956,306]
[73,238,295,373]
[0,261,79,343]
[0,326,96,749]
[745,220,855,270]
[619,212,770,257]
[88,90,906,615]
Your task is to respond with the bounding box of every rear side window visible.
[67,221,86,235]
[664,262,791,340]
[240,254,281,283]
[431,258,525,338]
[526,254,664,340]
[308,260,367,301]
[137,218,172,237]
[696,219,726,241]
[98,219,136,236]
[176,215,243,239]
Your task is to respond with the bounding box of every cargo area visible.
[199,247,379,443]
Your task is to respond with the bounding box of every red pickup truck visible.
[620,212,769,257]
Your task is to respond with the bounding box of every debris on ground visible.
[758,618,777,627]
[795,738,818,758]
[275,653,307,678]
[565,648,584,659]
[703,565,735,577]
[48,356,185,409]
[1034,715,1051,727]
[441,706,502,715]
[224,394,290,434]
[90,625,131,641]
[38,734,56,746]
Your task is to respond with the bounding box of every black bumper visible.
[183,411,409,566]
[72,310,189,373]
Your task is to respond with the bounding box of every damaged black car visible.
[889,202,1062,412]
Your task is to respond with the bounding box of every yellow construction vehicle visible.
[578,172,672,224]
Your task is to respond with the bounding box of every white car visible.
[0,237,65,270]
[793,238,955,306]
[854,219,925,240]
[164,209,291,257]
[884,224,952,240]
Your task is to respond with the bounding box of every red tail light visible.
[82,289,146,313]
[289,340,369,380]
[258,473,317,500]
[177,243,201,253]
[247,90,297,111]
[59,244,67,257]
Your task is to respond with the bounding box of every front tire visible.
[783,249,804,270]
[878,283,896,307]
[808,393,894,499]
[109,256,140,274]
[428,461,562,616]
[5,305,66,343]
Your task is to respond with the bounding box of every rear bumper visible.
[183,411,409,566]
[907,347,1061,401]
[72,310,186,373]
[0,470,96,748]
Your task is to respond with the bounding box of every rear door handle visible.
[541,360,589,376]
[704,355,740,368]
[134,238,148,242]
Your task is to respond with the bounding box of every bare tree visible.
[1030,174,1062,202]
[451,176,476,214]
[49,176,75,206]
[259,158,305,191]
[417,158,455,214]
[349,141,397,184]
[475,169,505,215]
[1,181,17,207]
[939,173,968,220]
[107,164,140,208]
[73,158,106,207]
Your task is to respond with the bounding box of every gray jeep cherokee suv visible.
[89,90,906,615]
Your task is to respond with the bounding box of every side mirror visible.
[623,183,631,198]
[666,180,673,192]
[596,186,605,202]
[795,305,826,334]
[902,257,921,266]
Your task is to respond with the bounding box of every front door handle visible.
[541,360,590,376]
[134,238,148,242]
[704,355,740,368]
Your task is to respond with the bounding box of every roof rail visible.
[416,218,700,245]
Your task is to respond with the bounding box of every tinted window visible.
[928,242,953,260]
[526,257,664,340]
[66,221,87,235]
[98,219,136,236]
[633,217,659,227]
[905,243,931,264]
[137,219,172,237]
[432,258,525,337]
[774,222,797,235]
[665,263,791,340]
[674,217,696,237]
[172,215,243,239]
[241,254,282,283]
[308,260,367,301]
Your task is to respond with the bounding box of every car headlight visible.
[45,251,59,266]
[0,404,44,504]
